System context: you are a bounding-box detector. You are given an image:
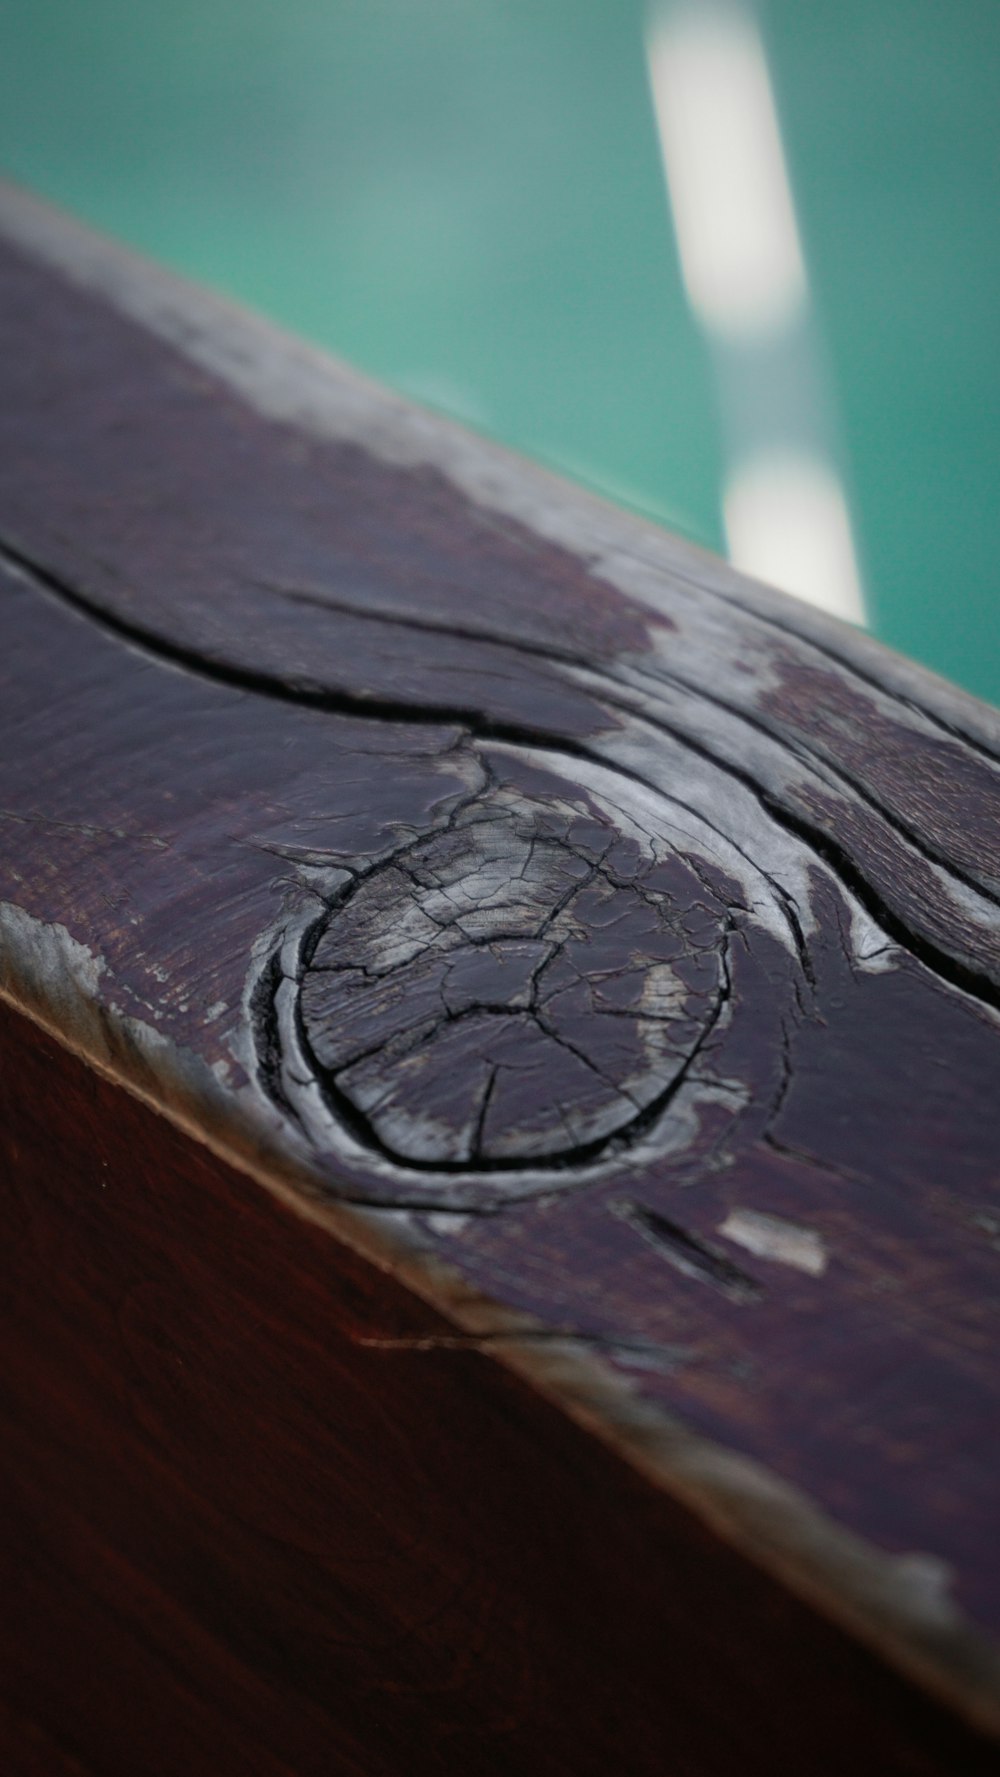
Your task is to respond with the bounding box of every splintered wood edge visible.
[2,181,1000,1738]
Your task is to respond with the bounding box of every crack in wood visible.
[284,775,742,1173]
[7,531,997,1022]
[610,1200,764,1303]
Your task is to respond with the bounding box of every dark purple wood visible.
[1,189,1000,1771]
[2,999,998,1777]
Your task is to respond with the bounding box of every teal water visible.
[1,0,997,701]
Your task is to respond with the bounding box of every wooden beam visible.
[1,183,999,1775]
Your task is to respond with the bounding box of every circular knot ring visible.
[298,780,730,1169]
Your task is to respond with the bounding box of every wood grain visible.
[8,998,1000,1777]
[1,183,1000,1773]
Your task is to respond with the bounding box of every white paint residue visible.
[640,961,688,1021]
[719,1207,827,1275]
[0,899,106,1004]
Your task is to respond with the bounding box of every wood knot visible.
[296,781,730,1169]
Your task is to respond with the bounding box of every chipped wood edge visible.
[2,182,1000,1739]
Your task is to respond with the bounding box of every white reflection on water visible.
[724,452,865,623]
[646,1,866,624]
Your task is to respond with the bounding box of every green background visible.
[1,0,997,702]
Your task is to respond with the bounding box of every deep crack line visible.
[6,532,998,1023]
[0,534,847,975]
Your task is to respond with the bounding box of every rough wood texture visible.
[1,184,1000,1774]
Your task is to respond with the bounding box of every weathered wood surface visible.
[1,184,1000,1774]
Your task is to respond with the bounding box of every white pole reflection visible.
[724,452,865,621]
[646,1,866,625]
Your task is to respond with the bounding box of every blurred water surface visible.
[0,0,997,700]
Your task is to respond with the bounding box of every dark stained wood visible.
[1,183,1000,1772]
[8,999,1000,1777]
